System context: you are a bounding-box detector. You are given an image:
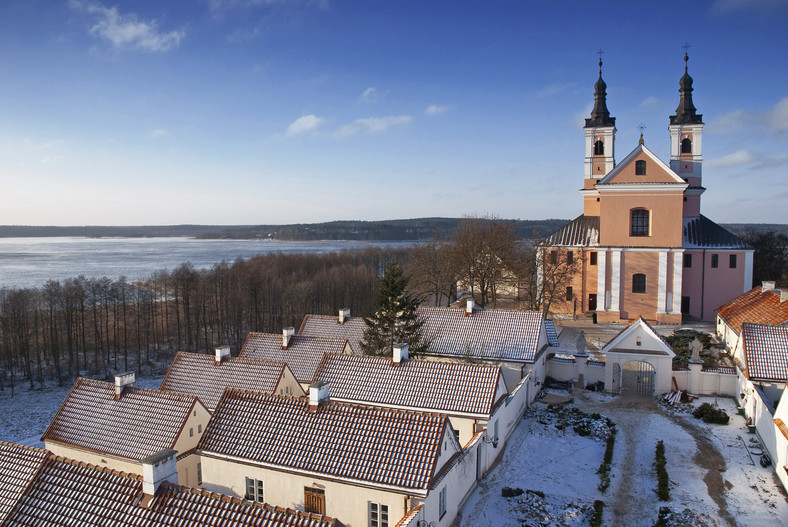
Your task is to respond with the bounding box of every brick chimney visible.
[393,343,409,365]
[114,372,136,399]
[338,308,351,324]
[282,327,295,349]
[762,281,776,292]
[465,299,475,316]
[140,449,178,505]
[214,346,231,365]
[308,381,329,413]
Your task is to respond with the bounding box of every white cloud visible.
[149,128,171,139]
[424,104,451,116]
[765,97,788,132]
[639,96,661,108]
[537,82,575,98]
[359,87,378,103]
[709,98,788,134]
[706,150,757,168]
[334,115,413,138]
[286,114,324,136]
[69,1,185,53]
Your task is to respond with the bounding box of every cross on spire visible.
[637,123,646,145]
[596,49,604,72]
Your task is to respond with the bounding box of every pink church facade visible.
[544,55,753,323]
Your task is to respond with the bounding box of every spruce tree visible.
[361,262,428,356]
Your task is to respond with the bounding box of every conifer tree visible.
[361,262,428,356]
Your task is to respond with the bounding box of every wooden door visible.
[304,487,325,515]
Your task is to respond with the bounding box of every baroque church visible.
[544,54,752,323]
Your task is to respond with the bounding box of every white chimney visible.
[762,281,776,292]
[114,372,135,399]
[308,381,329,412]
[393,342,409,364]
[214,346,231,365]
[781,290,788,304]
[141,449,178,499]
[282,327,295,349]
[339,308,351,324]
[465,299,475,316]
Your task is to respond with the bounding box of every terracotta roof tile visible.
[775,418,788,441]
[0,442,48,522]
[239,333,349,383]
[312,353,504,417]
[741,323,788,381]
[299,315,366,353]
[418,307,545,363]
[198,390,448,494]
[717,287,788,335]
[41,378,204,462]
[160,352,300,410]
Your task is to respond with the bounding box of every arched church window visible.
[630,209,650,237]
[632,274,646,294]
[681,137,692,154]
[635,160,647,175]
[594,140,604,156]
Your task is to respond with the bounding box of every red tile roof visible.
[0,442,47,522]
[160,352,301,410]
[239,333,350,383]
[198,389,449,494]
[312,353,505,417]
[741,323,788,381]
[299,314,366,353]
[41,378,205,462]
[2,453,344,526]
[717,287,788,335]
[418,307,545,363]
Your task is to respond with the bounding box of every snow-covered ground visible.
[0,374,164,447]
[460,391,788,527]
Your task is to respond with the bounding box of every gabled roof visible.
[198,389,449,495]
[418,306,545,363]
[602,317,675,358]
[239,333,350,383]
[542,215,600,247]
[312,353,505,418]
[683,215,751,249]
[717,287,788,335]
[299,314,366,353]
[545,320,560,346]
[159,352,301,410]
[598,143,686,186]
[2,452,344,526]
[41,378,206,462]
[741,323,788,382]
[0,442,47,522]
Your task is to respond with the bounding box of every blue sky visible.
[0,0,786,226]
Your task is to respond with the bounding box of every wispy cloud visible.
[209,0,329,11]
[639,96,661,108]
[753,153,788,170]
[69,1,185,53]
[712,0,788,13]
[334,115,413,138]
[359,87,378,104]
[709,97,788,134]
[706,149,758,168]
[424,104,451,116]
[537,82,575,98]
[286,114,324,136]
[149,128,171,139]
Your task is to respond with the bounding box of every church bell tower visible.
[582,57,616,216]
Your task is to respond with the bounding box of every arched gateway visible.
[603,317,675,396]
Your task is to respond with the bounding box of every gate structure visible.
[621,360,656,396]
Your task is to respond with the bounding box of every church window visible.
[632,274,646,294]
[567,251,574,265]
[635,160,647,175]
[550,251,558,264]
[590,252,598,265]
[594,140,604,155]
[683,254,692,268]
[711,254,719,268]
[566,287,573,301]
[681,137,692,154]
[630,209,650,237]
[729,254,737,268]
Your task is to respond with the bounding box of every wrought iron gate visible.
[621,361,655,396]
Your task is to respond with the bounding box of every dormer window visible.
[635,160,646,175]
[681,137,692,154]
[594,140,604,155]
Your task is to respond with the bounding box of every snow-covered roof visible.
[239,333,350,383]
[741,323,788,382]
[312,353,505,418]
[3,452,344,526]
[418,306,546,363]
[159,352,301,410]
[299,314,366,353]
[42,378,205,462]
[0,442,48,522]
[545,320,560,346]
[198,389,450,495]
[602,317,675,358]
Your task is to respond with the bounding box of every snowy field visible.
[0,375,164,447]
[460,391,788,527]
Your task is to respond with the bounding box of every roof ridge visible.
[51,454,144,481]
